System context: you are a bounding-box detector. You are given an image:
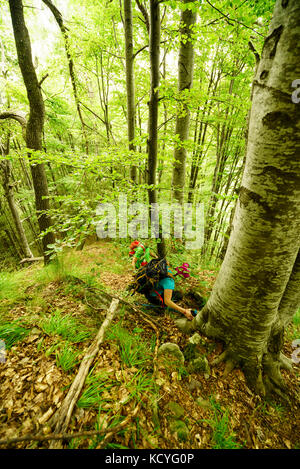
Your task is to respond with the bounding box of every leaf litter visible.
[0,242,299,449]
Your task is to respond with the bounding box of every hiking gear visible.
[129,240,144,257]
[129,240,151,269]
[175,262,190,279]
[128,258,172,296]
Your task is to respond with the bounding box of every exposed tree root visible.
[264,376,291,404]
[279,352,293,371]
[175,314,297,403]
[211,351,227,367]
[223,359,236,378]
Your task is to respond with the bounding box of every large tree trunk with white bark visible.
[177,0,300,397]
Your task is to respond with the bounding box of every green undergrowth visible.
[0,242,298,449]
[0,321,31,350]
[40,309,93,343]
[106,322,154,369]
[0,268,35,305]
[34,254,87,286]
[55,342,81,372]
[203,397,243,449]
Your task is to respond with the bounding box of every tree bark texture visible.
[124,0,138,183]
[179,0,300,396]
[147,0,166,258]
[8,0,55,264]
[172,0,197,204]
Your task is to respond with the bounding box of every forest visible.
[0,0,299,452]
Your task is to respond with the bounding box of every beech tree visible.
[8,0,55,264]
[177,0,300,397]
[123,0,138,183]
[0,138,33,259]
[172,0,197,204]
[147,0,166,257]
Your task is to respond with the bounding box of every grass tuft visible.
[203,397,242,449]
[77,370,114,409]
[56,342,80,372]
[40,310,93,343]
[0,321,30,349]
[106,323,152,368]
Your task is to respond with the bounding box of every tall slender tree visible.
[42,0,89,154]
[123,0,138,183]
[8,0,55,264]
[147,0,166,257]
[0,139,33,259]
[172,0,197,204]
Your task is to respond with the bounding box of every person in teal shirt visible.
[145,268,194,320]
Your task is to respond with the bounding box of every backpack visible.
[128,258,171,296]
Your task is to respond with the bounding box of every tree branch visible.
[205,0,265,37]
[0,111,27,141]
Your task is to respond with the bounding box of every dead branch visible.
[0,400,142,447]
[48,298,119,448]
[20,257,43,264]
[84,285,161,376]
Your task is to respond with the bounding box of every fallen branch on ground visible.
[84,284,161,376]
[20,257,43,264]
[0,399,143,447]
[69,275,161,376]
[48,298,119,449]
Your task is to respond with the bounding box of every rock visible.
[170,419,189,442]
[188,356,210,376]
[166,401,185,419]
[196,397,212,410]
[187,377,202,392]
[157,343,185,369]
[188,333,202,345]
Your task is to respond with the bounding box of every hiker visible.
[129,240,157,269]
[128,254,195,321]
[144,266,194,320]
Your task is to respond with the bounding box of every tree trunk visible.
[177,0,300,397]
[124,0,138,183]
[42,0,89,154]
[0,158,33,259]
[172,0,197,204]
[187,62,220,205]
[147,0,166,258]
[9,0,55,265]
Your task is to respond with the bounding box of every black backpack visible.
[128,258,171,296]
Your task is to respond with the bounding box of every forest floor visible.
[0,239,299,450]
